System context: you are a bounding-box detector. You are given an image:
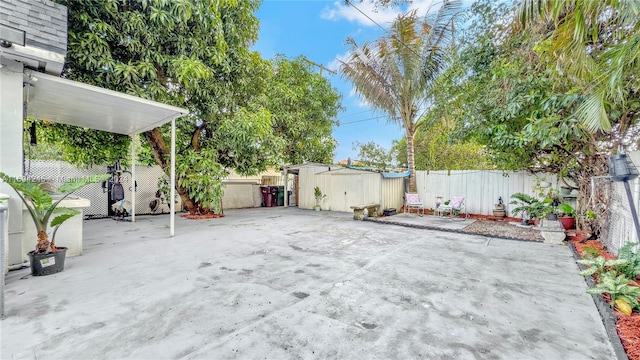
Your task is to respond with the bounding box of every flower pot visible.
[558,216,576,230]
[493,209,506,218]
[314,206,321,211]
[28,247,67,276]
[383,208,396,216]
[546,214,558,220]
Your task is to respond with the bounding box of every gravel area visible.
[462,219,544,241]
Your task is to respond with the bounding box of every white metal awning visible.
[24,71,188,236]
[25,71,188,135]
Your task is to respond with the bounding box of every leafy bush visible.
[577,256,629,277]
[617,242,640,280]
[586,272,640,312]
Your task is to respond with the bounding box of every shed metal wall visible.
[316,170,382,212]
[296,164,339,209]
[381,177,405,211]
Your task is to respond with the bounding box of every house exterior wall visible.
[0,60,25,270]
[1,0,67,55]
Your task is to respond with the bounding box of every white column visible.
[0,61,25,269]
[131,135,136,222]
[170,118,176,237]
[283,168,288,207]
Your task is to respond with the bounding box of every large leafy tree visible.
[392,121,492,171]
[46,0,340,213]
[518,0,640,132]
[434,0,639,235]
[352,141,393,169]
[266,56,342,164]
[339,1,462,192]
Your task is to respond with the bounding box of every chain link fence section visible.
[26,160,178,219]
[602,178,640,254]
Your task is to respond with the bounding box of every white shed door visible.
[331,175,364,212]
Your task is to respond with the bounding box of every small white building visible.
[285,163,408,213]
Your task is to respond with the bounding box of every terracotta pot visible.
[558,216,576,230]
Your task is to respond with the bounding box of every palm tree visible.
[517,0,640,132]
[339,1,462,192]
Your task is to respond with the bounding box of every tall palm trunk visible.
[406,130,417,192]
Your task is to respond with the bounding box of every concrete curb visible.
[568,241,628,360]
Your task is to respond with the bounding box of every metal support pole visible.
[170,118,176,237]
[131,135,136,223]
[623,180,640,243]
[0,203,8,318]
[283,169,288,208]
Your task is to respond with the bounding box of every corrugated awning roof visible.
[25,71,188,135]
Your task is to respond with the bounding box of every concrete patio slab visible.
[2,208,614,359]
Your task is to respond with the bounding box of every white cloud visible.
[321,0,399,27]
[321,0,474,28]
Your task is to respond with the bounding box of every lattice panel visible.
[26,160,180,218]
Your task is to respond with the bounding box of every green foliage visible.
[48,1,342,214]
[266,56,341,164]
[509,192,547,219]
[314,187,326,207]
[558,203,576,217]
[518,0,640,132]
[581,246,601,259]
[339,3,463,192]
[585,272,640,312]
[0,172,110,253]
[617,242,640,280]
[176,148,227,214]
[352,141,393,169]
[577,256,629,278]
[430,0,637,234]
[391,122,493,170]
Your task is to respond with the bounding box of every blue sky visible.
[253,0,455,163]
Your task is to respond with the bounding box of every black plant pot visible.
[383,208,396,216]
[546,214,558,220]
[28,247,67,276]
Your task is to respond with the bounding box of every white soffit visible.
[25,72,188,135]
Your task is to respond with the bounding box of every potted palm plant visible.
[314,186,326,211]
[0,172,109,276]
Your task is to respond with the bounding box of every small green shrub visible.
[586,272,640,312]
[577,256,629,277]
[581,246,601,259]
[617,242,640,279]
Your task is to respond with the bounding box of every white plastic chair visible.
[438,196,468,220]
[404,193,424,216]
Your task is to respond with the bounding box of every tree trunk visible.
[143,128,198,213]
[407,130,417,192]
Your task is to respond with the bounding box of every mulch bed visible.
[567,232,640,360]
[181,213,225,219]
[461,218,544,242]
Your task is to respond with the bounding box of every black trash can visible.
[260,185,272,207]
[277,186,285,206]
[269,186,278,207]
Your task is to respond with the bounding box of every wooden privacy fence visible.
[415,170,559,216]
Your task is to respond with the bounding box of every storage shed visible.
[283,163,343,208]
[289,164,408,213]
